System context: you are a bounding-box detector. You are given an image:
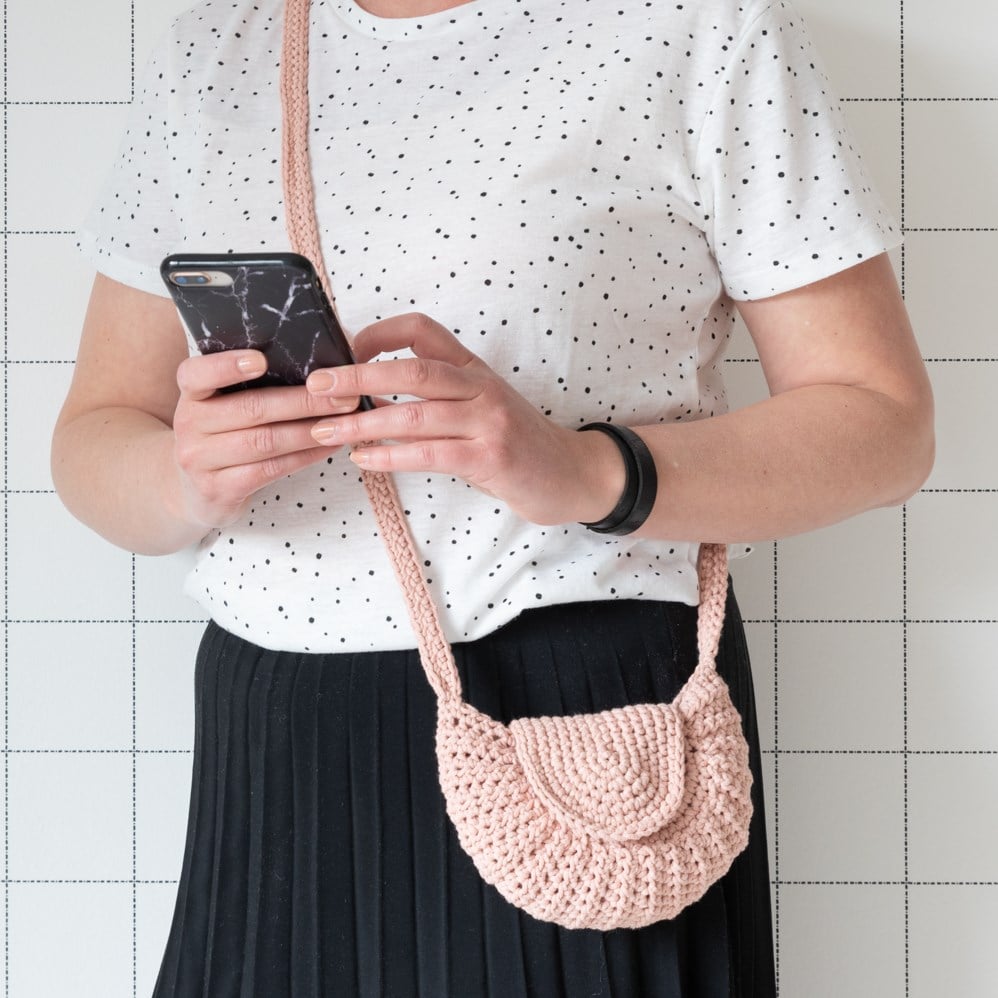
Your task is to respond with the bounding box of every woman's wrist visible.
[562,424,629,526]
[576,423,658,535]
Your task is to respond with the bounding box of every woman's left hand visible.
[306,313,624,526]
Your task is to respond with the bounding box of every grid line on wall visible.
[3,0,9,992]
[771,541,781,991]
[903,502,912,998]
[842,97,998,103]
[3,619,205,625]
[2,102,131,108]
[128,6,140,992]
[130,555,138,997]
[5,750,193,756]
[767,749,998,757]
[4,96,998,108]
[745,618,998,624]
[3,746,996,756]
[6,879,177,885]
[0,877,904,888]
[730,357,998,364]
[899,4,910,988]
[2,615,997,625]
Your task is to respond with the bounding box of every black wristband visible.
[577,423,658,535]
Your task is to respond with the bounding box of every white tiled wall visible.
[6,1,995,996]
[726,1,998,994]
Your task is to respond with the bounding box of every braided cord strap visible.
[695,541,729,668]
[278,0,729,692]
[280,0,460,701]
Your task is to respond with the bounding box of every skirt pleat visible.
[152,592,775,998]
[290,653,324,997]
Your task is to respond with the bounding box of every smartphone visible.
[160,252,373,408]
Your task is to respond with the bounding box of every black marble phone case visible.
[161,253,356,390]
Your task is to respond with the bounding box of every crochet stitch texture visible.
[435,543,753,929]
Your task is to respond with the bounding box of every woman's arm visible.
[52,276,200,554]
[630,252,935,541]
[305,253,934,542]
[51,275,354,555]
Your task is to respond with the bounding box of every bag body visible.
[437,666,752,929]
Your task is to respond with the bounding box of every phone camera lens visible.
[173,272,211,286]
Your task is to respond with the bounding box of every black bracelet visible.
[577,423,658,535]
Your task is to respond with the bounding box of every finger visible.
[176,350,268,401]
[306,355,480,404]
[191,383,363,434]
[352,312,479,368]
[211,445,340,505]
[177,418,341,474]
[347,438,482,478]
[310,398,476,447]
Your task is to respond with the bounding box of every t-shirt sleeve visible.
[693,0,901,301]
[77,38,179,298]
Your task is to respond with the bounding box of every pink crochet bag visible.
[280,0,753,930]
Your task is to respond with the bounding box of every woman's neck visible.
[352,0,474,17]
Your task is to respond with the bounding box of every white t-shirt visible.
[80,0,900,653]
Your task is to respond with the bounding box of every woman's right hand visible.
[52,274,364,555]
[171,348,361,530]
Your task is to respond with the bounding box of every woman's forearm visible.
[305,268,934,543]
[629,381,934,544]
[51,407,208,556]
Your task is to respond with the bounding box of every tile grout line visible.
[899,3,912,993]
[772,540,780,995]
[6,749,193,756]
[3,874,997,887]
[131,553,138,998]
[2,0,10,990]
[3,616,997,625]
[729,357,998,364]
[2,96,997,108]
[130,6,138,996]
[5,879,179,886]
[903,504,912,995]
[2,619,208,625]
[5,872,996,886]
[765,748,998,756]
[841,96,998,103]
[3,745,997,756]
[744,618,998,625]
[131,0,136,104]
[1,101,130,107]
[10,875,998,887]
[3,0,8,990]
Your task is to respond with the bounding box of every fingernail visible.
[308,371,336,393]
[349,447,371,467]
[237,353,266,374]
[325,396,362,414]
[312,422,338,444]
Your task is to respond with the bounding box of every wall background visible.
[3,0,995,995]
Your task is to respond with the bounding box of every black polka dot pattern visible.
[80,0,899,652]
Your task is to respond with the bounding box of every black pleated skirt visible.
[152,589,775,998]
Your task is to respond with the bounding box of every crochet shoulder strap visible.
[277,0,729,694]
[279,0,461,700]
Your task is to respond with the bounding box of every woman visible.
[52,0,933,994]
